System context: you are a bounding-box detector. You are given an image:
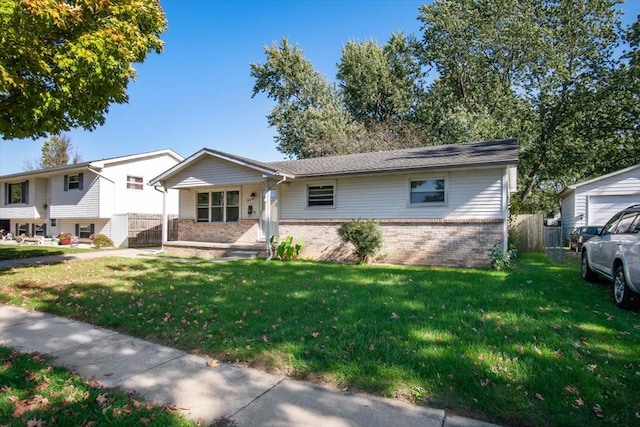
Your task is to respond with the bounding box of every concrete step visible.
[227,251,258,259]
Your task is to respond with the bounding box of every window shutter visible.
[78,173,84,190]
[23,181,29,204]
[3,183,7,205]
[75,224,79,236]
[64,175,68,191]
[90,224,95,235]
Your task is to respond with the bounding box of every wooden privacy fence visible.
[127,213,178,247]
[511,213,544,252]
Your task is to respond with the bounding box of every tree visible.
[22,133,82,170]
[251,37,361,158]
[417,0,630,212]
[0,0,167,140]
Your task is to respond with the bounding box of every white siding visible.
[0,178,37,219]
[165,156,265,188]
[101,153,181,215]
[279,168,505,220]
[561,191,576,243]
[50,171,101,218]
[568,166,640,228]
[179,190,196,220]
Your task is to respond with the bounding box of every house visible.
[150,139,518,267]
[0,149,183,247]
[560,164,640,243]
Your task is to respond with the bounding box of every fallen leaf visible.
[593,404,604,418]
[587,364,597,373]
[96,393,108,407]
[564,385,579,395]
[391,312,400,319]
[26,419,42,427]
[535,393,544,401]
[480,378,490,387]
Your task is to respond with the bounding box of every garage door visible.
[588,195,640,225]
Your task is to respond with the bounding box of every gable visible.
[164,156,266,188]
[575,167,640,196]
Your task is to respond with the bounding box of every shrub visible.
[490,243,517,271]
[337,219,383,264]
[92,234,114,249]
[270,235,303,260]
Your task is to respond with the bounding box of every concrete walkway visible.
[0,252,501,426]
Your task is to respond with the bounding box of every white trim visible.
[407,174,448,207]
[306,180,336,209]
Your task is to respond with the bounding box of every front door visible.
[260,188,278,240]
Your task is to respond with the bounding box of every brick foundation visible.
[278,219,504,268]
[178,219,259,243]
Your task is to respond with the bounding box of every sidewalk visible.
[0,303,502,427]
[0,250,502,426]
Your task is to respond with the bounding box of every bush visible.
[270,235,303,260]
[92,234,114,249]
[337,219,383,264]
[490,243,517,271]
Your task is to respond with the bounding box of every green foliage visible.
[92,234,114,249]
[489,243,517,271]
[250,0,640,213]
[337,219,383,264]
[270,235,303,260]
[23,134,82,171]
[0,0,167,140]
[250,37,360,158]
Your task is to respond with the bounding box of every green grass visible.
[0,346,197,426]
[1,253,639,426]
[0,245,90,261]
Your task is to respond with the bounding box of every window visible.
[75,224,94,239]
[307,185,334,207]
[5,181,28,204]
[126,175,144,190]
[64,173,83,191]
[197,190,240,222]
[50,219,57,227]
[612,212,639,234]
[410,178,446,204]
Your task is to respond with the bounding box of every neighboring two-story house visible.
[0,149,183,247]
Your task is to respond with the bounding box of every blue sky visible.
[1,0,638,175]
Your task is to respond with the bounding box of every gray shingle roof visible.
[268,138,518,177]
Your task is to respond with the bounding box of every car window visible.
[629,214,640,234]
[601,212,623,235]
[612,212,639,234]
[586,227,598,234]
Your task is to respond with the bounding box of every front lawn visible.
[0,346,197,426]
[0,245,89,261]
[1,253,638,426]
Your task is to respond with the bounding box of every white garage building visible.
[560,164,640,243]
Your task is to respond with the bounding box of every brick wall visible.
[279,219,504,268]
[178,219,259,243]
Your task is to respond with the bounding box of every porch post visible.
[161,182,168,246]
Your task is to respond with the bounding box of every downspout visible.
[153,184,166,254]
[503,168,509,252]
[265,179,273,260]
[264,175,287,261]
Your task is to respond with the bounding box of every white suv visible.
[581,204,640,309]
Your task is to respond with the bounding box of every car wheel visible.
[581,251,597,281]
[612,265,639,310]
